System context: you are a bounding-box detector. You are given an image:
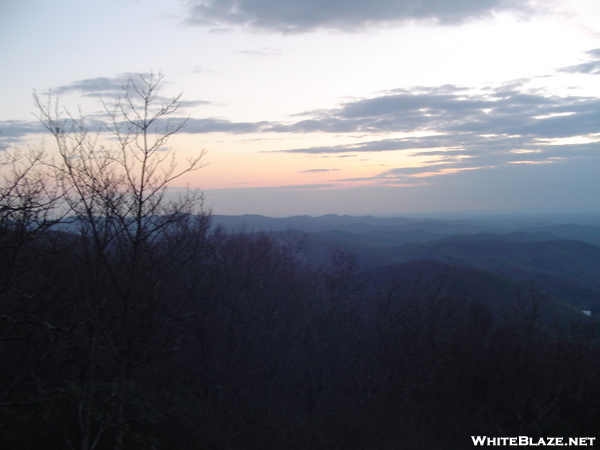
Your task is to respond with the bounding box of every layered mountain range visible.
[212,214,600,315]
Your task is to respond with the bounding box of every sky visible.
[1,0,600,216]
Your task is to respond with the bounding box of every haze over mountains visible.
[212,213,600,315]
[4,207,600,448]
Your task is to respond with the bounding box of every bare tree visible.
[0,143,60,263]
[30,73,209,450]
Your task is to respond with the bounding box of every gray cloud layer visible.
[299,168,340,173]
[272,85,600,139]
[185,118,266,134]
[271,82,600,182]
[3,68,599,182]
[559,49,600,75]
[52,73,153,97]
[51,74,211,109]
[0,116,264,140]
[186,0,530,33]
[0,120,45,142]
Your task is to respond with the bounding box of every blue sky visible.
[1,0,600,216]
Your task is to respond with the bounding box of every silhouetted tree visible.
[2,73,209,450]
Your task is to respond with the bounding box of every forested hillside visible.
[3,216,600,450]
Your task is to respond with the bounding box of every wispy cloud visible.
[0,120,46,142]
[52,73,153,97]
[50,74,212,111]
[185,0,533,33]
[239,47,282,56]
[558,48,600,75]
[267,84,600,138]
[184,117,268,134]
[268,82,600,176]
[0,115,262,138]
[5,72,600,176]
[299,168,340,173]
[178,100,213,109]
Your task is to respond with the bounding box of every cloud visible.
[272,84,600,141]
[178,100,213,109]
[52,73,153,96]
[278,136,448,154]
[184,117,268,134]
[558,48,600,75]
[267,85,537,135]
[268,82,600,176]
[7,73,600,178]
[559,61,600,75]
[239,47,282,56]
[299,168,340,173]
[51,74,212,109]
[0,120,47,141]
[185,0,531,33]
[0,115,264,139]
[12,74,236,136]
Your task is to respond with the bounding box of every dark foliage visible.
[1,224,600,450]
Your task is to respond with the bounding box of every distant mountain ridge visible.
[364,259,583,323]
[211,214,600,243]
[212,214,600,313]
